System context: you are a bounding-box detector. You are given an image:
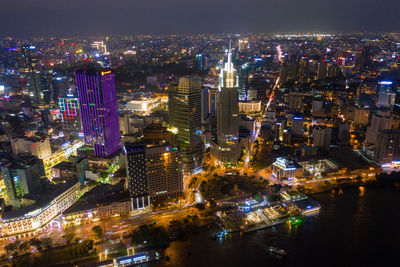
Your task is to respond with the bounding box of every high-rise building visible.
[75,69,121,157]
[146,145,182,199]
[374,129,400,165]
[125,143,183,209]
[238,64,249,100]
[353,106,370,126]
[313,126,332,150]
[211,44,240,164]
[365,109,392,144]
[168,77,203,173]
[17,45,43,105]
[194,53,206,71]
[317,60,327,81]
[376,81,396,108]
[288,92,303,112]
[1,156,47,208]
[290,114,304,136]
[124,143,149,209]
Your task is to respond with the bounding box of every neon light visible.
[379,81,393,85]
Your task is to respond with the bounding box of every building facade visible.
[211,45,240,164]
[1,156,47,208]
[17,45,43,105]
[75,69,121,157]
[374,129,400,164]
[272,157,303,181]
[0,181,81,237]
[11,137,52,160]
[125,143,183,209]
[168,77,203,173]
[58,95,82,131]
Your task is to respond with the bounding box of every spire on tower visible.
[225,41,233,72]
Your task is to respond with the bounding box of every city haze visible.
[1,0,400,36]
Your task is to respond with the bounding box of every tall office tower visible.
[208,88,218,115]
[290,114,304,136]
[313,126,332,150]
[376,81,396,108]
[75,69,121,157]
[338,122,351,144]
[17,45,43,105]
[374,129,400,164]
[146,145,183,199]
[1,156,47,208]
[288,92,303,112]
[280,62,297,83]
[393,85,400,116]
[211,45,240,163]
[312,98,325,116]
[169,77,203,173]
[354,106,370,126]
[201,87,210,122]
[317,60,327,80]
[124,143,150,209]
[356,46,373,70]
[238,64,249,101]
[194,53,206,71]
[125,143,183,209]
[365,109,392,144]
[59,95,82,131]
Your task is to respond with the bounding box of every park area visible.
[200,175,268,201]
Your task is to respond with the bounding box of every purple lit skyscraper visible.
[75,69,121,157]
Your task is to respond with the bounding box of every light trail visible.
[243,45,283,169]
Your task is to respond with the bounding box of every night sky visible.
[1,0,400,36]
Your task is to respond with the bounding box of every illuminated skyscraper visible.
[75,69,121,157]
[17,45,43,105]
[169,77,203,173]
[211,44,240,164]
[125,143,183,209]
[376,81,395,108]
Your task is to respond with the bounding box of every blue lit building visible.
[272,157,303,181]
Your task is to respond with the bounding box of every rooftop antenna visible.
[227,40,232,71]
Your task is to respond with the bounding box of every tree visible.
[116,242,127,256]
[41,237,53,250]
[92,225,104,239]
[5,241,19,255]
[63,231,75,244]
[131,224,169,247]
[19,240,30,253]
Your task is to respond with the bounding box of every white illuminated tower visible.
[212,43,240,164]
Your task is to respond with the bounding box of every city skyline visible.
[0,4,400,263]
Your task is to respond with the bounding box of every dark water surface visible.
[152,187,400,267]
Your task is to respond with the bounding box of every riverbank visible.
[153,186,400,267]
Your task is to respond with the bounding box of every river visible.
[150,187,400,267]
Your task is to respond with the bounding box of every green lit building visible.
[1,156,47,208]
